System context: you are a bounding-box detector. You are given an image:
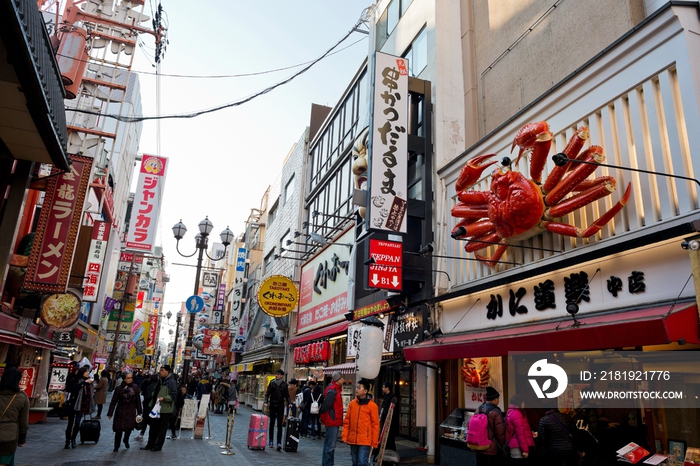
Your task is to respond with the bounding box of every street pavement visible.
[17,396,428,466]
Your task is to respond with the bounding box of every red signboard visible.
[24,155,92,292]
[202,329,229,356]
[19,366,36,398]
[147,315,158,347]
[367,239,403,291]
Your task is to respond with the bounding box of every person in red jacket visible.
[320,371,345,466]
[506,394,535,462]
[342,379,379,466]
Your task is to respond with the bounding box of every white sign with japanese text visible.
[368,51,408,234]
[126,155,168,252]
[82,221,110,302]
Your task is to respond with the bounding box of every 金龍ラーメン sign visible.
[257,275,298,317]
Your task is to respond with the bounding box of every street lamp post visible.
[169,311,182,372]
[172,217,233,385]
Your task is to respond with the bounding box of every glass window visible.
[387,0,399,34]
[404,27,427,77]
[284,174,295,204]
[263,249,275,274]
[268,201,278,226]
[400,0,413,15]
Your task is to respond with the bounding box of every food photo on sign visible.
[40,290,82,330]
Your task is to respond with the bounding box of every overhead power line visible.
[67,19,369,123]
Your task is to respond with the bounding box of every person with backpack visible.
[468,386,506,466]
[216,381,229,414]
[506,394,535,462]
[263,369,290,451]
[537,408,579,466]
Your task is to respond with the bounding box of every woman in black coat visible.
[107,372,142,452]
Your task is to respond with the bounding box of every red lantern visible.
[319,341,329,361]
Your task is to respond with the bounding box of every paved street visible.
[17,399,427,466]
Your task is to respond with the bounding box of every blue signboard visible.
[185,295,205,314]
[235,247,246,272]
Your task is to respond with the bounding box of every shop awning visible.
[288,321,349,346]
[23,333,56,350]
[0,329,22,346]
[233,362,264,373]
[323,362,356,375]
[403,303,699,361]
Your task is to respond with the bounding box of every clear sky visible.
[131,1,373,318]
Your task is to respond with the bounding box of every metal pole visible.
[171,313,180,369]
[183,235,206,385]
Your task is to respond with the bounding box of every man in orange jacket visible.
[342,379,379,466]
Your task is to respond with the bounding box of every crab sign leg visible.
[547,178,617,218]
[543,183,632,237]
[475,243,509,267]
[464,232,502,253]
[511,121,553,177]
[542,126,589,195]
[451,204,489,219]
[544,146,604,206]
[452,218,486,239]
[457,190,489,204]
[456,154,498,192]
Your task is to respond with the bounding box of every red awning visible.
[323,362,356,375]
[23,334,56,350]
[0,329,23,346]
[288,321,349,346]
[403,304,699,361]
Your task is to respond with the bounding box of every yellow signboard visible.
[257,275,298,317]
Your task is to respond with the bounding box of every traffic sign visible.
[367,239,403,291]
[185,295,205,314]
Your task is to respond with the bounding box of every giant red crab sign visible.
[451,121,632,266]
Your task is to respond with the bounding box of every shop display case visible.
[439,408,477,466]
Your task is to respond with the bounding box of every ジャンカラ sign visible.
[257,275,298,317]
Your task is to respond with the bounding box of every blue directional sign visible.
[185,295,205,314]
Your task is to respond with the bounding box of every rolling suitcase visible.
[247,413,268,450]
[79,415,101,443]
[284,416,300,452]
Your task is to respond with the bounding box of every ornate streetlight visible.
[172,217,233,384]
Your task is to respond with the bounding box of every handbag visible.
[149,400,161,419]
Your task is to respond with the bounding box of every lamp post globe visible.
[166,310,172,321]
[172,216,232,384]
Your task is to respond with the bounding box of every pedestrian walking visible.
[473,386,506,466]
[64,366,94,449]
[379,381,399,452]
[93,371,109,419]
[342,379,379,466]
[538,408,579,466]
[168,385,187,439]
[287,378,298,418]
[320,371,345,466]
[216,381,229,414]
[263,369,290,451]
[299,380,313,438]
[506,394,535,462]
[107,372,142,452]
[227,380,239,413]
[310,380,323,439]
[140,365,177,452]
[0,363,29,466]
[135,373,158,441]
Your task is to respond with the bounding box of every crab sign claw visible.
[456,154,498,192]
[511,121,553,174]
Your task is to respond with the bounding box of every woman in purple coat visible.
[107,372,142,452]
[506,394,536,462]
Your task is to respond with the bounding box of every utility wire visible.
[67,20,367,123]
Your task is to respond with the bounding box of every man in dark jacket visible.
[475,386,506,466]
[140,365,178,452]
[379,381,400,452]
[299,381,313,438]
[263,369,290,451]
[538,408,579,466]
